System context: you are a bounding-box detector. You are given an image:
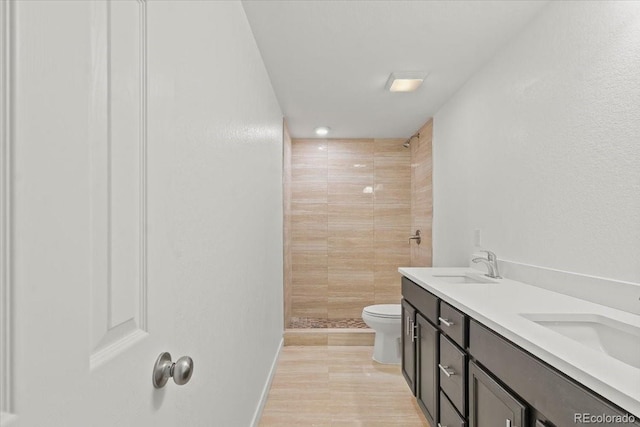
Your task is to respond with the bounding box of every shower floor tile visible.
[289,317,368,329]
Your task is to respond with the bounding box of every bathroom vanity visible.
[399,268,640,427]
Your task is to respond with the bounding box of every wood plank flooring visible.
[259,346,429,427]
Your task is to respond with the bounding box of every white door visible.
[2,1,285,425]
[3,1,180,425]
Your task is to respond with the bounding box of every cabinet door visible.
[417,314,439,427]
[469,361,528,427]
[402,299,417,394]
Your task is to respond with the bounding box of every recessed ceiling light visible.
[385,72,427,92]
[314,126,330,136]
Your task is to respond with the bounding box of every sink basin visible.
[520,313,640,369]
[431,273,497,284]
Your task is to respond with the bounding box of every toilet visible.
[362,304,402,364]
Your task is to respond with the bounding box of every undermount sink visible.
[520,313,640,369]
[431,273,497,284]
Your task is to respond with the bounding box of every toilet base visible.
[371,332,401,365]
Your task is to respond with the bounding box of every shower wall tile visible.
[328,139,374,156]
[292,139,329,158]
[373,182,411,205]
[328,182,374,204]
[290,138,414,323]
[374,155,411,182]
[374,204,411,229]
[411,120,433,267]
[292,164,329,182]
[328,203,374,230]
[328,295,375,319]
[292,181,328,204]
[374,138,406,155]
[328,158,374,180]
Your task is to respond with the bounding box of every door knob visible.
[152,352,194,388]
[408,230,421,245]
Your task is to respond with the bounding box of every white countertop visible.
[398,267,640,417]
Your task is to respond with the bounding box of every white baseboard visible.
[0,412,17,427]
[250,337,283,427]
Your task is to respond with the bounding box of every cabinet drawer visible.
[439,334,467,416]
[439,301,467,348]
[402,276,438,324]
[440,391,466,427]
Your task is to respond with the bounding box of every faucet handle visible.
[479,250,496,261]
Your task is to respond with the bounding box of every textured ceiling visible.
[242,0,549,138]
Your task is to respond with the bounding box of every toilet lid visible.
[363,304,401,319]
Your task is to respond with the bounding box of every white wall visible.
[148,1,283,425]
[433,1,640,284]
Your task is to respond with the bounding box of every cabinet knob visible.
[152,352,194,388]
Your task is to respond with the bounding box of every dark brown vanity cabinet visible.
[416,313,439,425]
[402,277,441,427]
[401,275,640,427]
[401,299,416,395]
[469,360,527,427]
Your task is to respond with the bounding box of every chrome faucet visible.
[472,250,502,279]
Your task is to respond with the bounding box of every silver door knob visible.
[152,352,194,388]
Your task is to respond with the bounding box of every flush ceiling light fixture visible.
[385,72,427,92]
[314,126,330,136]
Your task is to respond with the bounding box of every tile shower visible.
[283,137,412,330]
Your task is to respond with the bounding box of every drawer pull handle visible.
[438,363,455,377]
[439,317,454,327]
[437,424,447,427]
[410,320,417,343]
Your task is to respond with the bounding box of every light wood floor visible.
[259,346,430,427]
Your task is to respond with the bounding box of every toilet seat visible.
[362,304,401,319]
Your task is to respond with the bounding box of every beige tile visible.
[283,332,330,346]
[259,346,428,426]
[292,233,328,251]
[291,258,328,279]
[374,236,410,253]
[374,155,411,182]
[292,181,328,203]
[292,252,328,267]
[291,303,328,319]
[374,227,412,242]
[327,331,375,346]
[373,181,411,204]
[373,291,401,305]
[292,163,328,182]
[327,295,375,319]
[373,138,407,155]
[328,203,373,231]
[292,139,329,158]
[374,204,411,229]
[328,182,374,204]
[328,250,376,271]
[328,139,374,157]
[328,158,373,181]
[328,270,375,291]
